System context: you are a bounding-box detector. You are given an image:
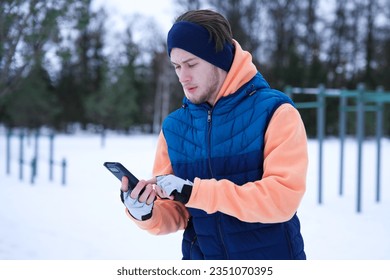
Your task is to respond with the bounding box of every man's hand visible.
[156,174,193,204]
[120,176,156,221]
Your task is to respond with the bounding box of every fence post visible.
[6,128,12,175]
[101,129,106,148]
[49,133,54,181]
[61,158,67,186]
[317,84,325,204]
[375,86,384,202]
[356,83,365,213]
[19,130,24,180]
[34,130,39,177]
[339,90,347,196]
[31,157,37,185]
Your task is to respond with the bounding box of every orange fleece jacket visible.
[128,40,308,234]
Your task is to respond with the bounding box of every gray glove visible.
[120,190,153,221]
[156,174,193,204]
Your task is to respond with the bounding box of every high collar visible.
[214,40,258,103]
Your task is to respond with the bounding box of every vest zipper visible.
[207,109,214,178]
[190,235,198,259]
[217,214,229,259]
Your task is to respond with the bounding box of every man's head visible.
[167,10,234,105]
[167,10,234,72]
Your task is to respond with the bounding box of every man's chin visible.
[185,94,200,104]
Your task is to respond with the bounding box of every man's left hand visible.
[156,174,193,204]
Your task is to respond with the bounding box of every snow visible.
[0,131,389,260]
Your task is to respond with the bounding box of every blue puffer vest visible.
[161,72,306,260]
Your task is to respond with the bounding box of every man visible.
[120,9,308,260]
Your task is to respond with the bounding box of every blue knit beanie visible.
[167,21,234,72]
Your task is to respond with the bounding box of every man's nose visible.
[179,68,191,84]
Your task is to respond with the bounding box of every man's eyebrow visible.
[171,57,197,66]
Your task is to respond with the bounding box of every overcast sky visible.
[91,0,176,35]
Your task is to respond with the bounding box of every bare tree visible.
[363,0,380,87]
[300,0,324,86]
[325,0,352,87]
[208,0,263,66]
[174,0,203,13]
[151,51,179,134]
[261,0,302,87]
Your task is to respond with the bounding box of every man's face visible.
[170,48,226,105]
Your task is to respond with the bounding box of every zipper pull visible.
[207,110,212,123]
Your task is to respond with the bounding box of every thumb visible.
[121,176,129,192]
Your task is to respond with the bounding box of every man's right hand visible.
[120,176,157,221]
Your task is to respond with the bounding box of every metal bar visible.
[363,105,380,111]
[6,128,11,175]
[317,85,325,204]
[34,130,39,177]
[49,133,54,181]
[375,87,384,202]
[339,94,347,196]
[356,84,365,213]
[62,159,67,186]
[295,102,321,109]
[19,131,24,181]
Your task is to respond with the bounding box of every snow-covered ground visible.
[0,131,389,260]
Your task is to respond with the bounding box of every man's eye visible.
[174,65,181,70]
[188,64,197,68]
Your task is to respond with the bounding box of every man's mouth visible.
[185,86,197,94]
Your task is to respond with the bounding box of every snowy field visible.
[0,130,389,260]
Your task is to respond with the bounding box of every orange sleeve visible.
[126,199,189,235]
[152,131,174,176]
[186,103,308,223]
[128,131,190,235]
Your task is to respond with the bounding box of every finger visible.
[121,176,129,192]
[146,190,157,205]
[154,184,166,197]
[153,184,161,196]
[138,183,154,202]
[145,177,157,185]
[130,180,147,199]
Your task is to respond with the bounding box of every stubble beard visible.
[186,68,220,105]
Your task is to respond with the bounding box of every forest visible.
[0,0,389,137]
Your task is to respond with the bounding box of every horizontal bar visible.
[363,95,390,102]
[295,102,322,109]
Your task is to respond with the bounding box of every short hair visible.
[175,10,233,52]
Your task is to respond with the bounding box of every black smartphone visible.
[103,162,139,191]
